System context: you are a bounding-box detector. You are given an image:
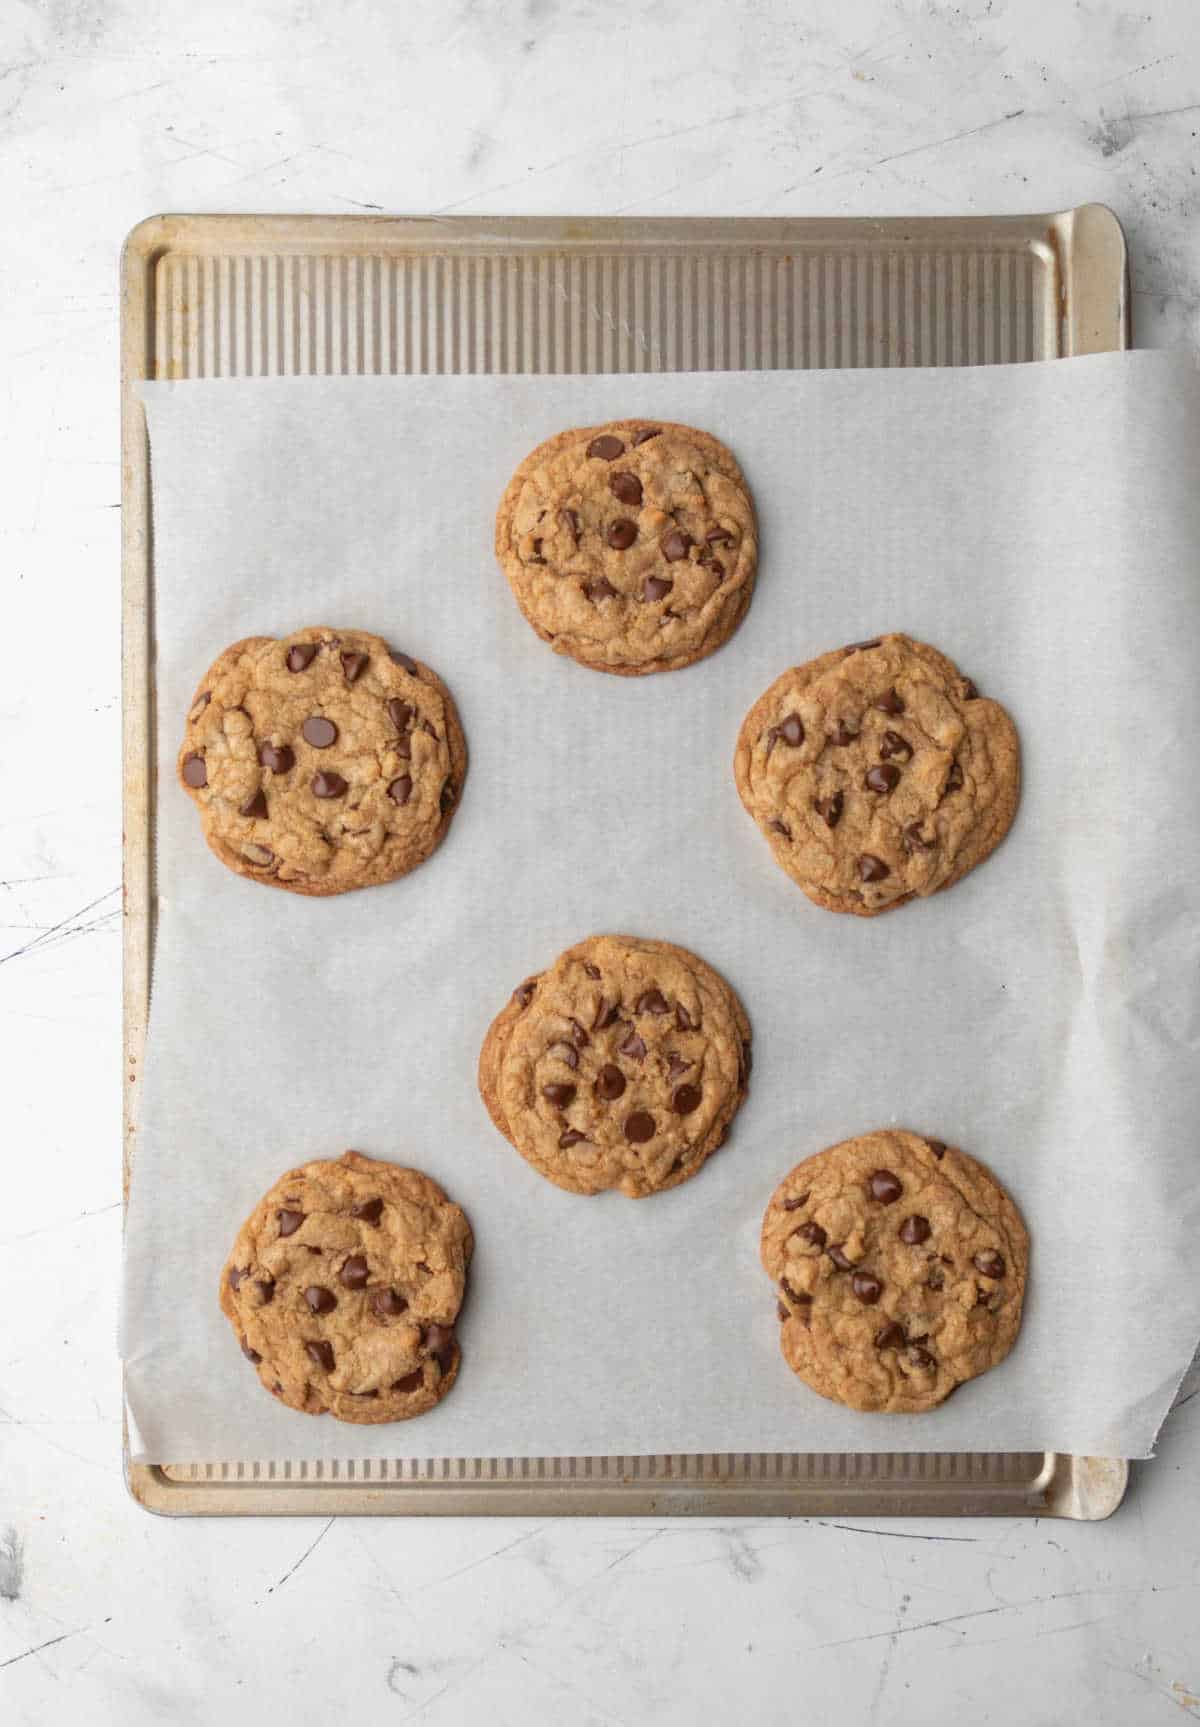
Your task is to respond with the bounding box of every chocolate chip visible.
[351,1197,384,1224]
[973,1250,1006,1279]
[814,790,844,829]
[595,1064,626,1101]
[304,1285,337,1314]
[606,518,637,550]
[909,1346,936,1369]
[899,1215,931,1245]
[624,1110,655,1143]
[904,823,934,852]
[610,471,643,507]
[708,560,725,581]
[828,720,858,746]
[593,999,621,1030]
[561,507,581,544]
[188,691,211,722]
[258,743,294,775]
[851,1272,883,1304]
[585,577,617,602]
[927,1267,945,1291]
[530,538,545,563]
[666,1052,691,1079]
[228,1266,246,1290]
[558,1128,588,1148]
[975,1286,994,1308]
[422,1324,457,1372]
[858,854,890,882]
[944,761,964,793]
[548,1040,580,1070]
[514,980,537,1008]
[661,528,692,562]
[778,1300,790,1322]
[637,989,670,1015]
[305,1340,335,1371]
[388,774,413,805]
[868,1169,902,1204]
[241,1340,262,1364]
[302,716,337,749]
[242,843,275,868]
[781,1192,810,1212]
[874,687,904,715]
[780,1278,811,1307]
[391,1368,424,1393]
[239,788,268,820]
[286,644,318,672]
[587,434,624,460]
[387,699,413,731]
[769,818,792,839]
[277,1208,303,1236]
[306,1246,322,1256]
[672,1083,701,1115]
[827,1245,854,1271]
[926,1139,946,1159]
[391,652,420,675]
[962,678,980,700]
[774,713,805,748]
[312,770,348,798]
[706,527,735,546]
[865,763,900,794]
[617,1028,647,1060]
[675,1003,695,1031]
[371,1287,407,1317]
[795,1221,827,1250]
[256,1277,275,1304]
[583,961,601,979]
[568,1017,592,1046]
[879,730,913,762]
[542,1082,576,1108]
[341,651,368,683]
[440,780,456,813]
[643,574,673,602]
[339,1255,369,1289]
[874,1322,906,1350]
[182,753,207,789]
[843,638,882,654]
[631,426,660,445]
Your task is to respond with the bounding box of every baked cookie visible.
[495,419,757,675]
[734,634,1019,915]
[219,1151,473,1425]
[178,626,467,896]
[761,1130,1027,1413]
[479,934,751,1197]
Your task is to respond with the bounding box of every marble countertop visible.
[2,1,1198,1721]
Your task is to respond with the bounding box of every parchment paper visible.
[124,353,1200,1463]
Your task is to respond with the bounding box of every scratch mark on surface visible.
[333,195,384,210]
[871,109,1026,168]
[810,1521,982,1543]
[1,1201,120,1249]
[0,888,121,967]
[426,1524,545,1588]
[0,1629,82,1670]
[810,1588,1172,1651]
[265,1517,335,1594]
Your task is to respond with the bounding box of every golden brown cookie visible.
[178,626,467,896]
[733,634,1019,915]
[495,419,757,675]
[761,1130,1028,1413]
[479,934,751,1197]
[219,1151,473,1425]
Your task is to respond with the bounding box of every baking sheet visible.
[123,352,1200,1463]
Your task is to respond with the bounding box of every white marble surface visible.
[2,1,1199,1722]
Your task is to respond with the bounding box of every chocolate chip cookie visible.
[495,420,757,675]
[178,626,467,895]
[734,634,1019,915]
[761,1131,1028,1414]
[219,1151,473,1424]
[479,935,751,1197]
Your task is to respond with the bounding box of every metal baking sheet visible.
[121,207,1131,1519]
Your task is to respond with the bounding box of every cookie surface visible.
[495,419,757,675]
[761,1131,1028,1414]
[734,634,1019,915]
[219,1151,473,1425]
[479,935,751,1197]
[178,626,467,896]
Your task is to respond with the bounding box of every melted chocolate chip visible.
[391,652,420,675]
[632,426,661,445]
[973,1250,1006,1279]
[962,678,980,700]
[795,1221,827,1250]
[559,1128,588,1148]
[927,1266,945,1291]
[391,1368,424,1393]
[542,1082,576,1108]
[899,1215,931,1245]
[305,1340,335,1371]
[371,1287,407,1318]
[624,1110,655,1144]
[243,843,275,868]
[595,1064,626,1101]
[530,538,545,563]
[769,818,792,839]
[593,999,621,1030]
[843,638,882,655]
[606,518,638,551]
[637,989,670,1015]
[706,527,735,546]
[259,742,294,774]
[778,1300,790,1322]
[239,788,268,820]
[858,854,890,883]
[865,763,900,794]
[827,1245,854,1271]
[851,1272,883,1304]
[879,730,913,762]
[341,651,368,683]
[671,1083,701,1115]
[774,714,805,748]
[874,687,904,715]
[780,1278,811,1307]
[514,980,537,1008]
[351,1197,384,1224]
[610,471,643,507]
[312,770,348,798]
[182,753,207,789]
[561,507,581,544]
[302,716,337,749]
[440,780,456,813]
[675,1003,695,1032]
[388,774,413,805]
[256,1277,275,1304]
[585,576,617,602]
[422,1324,457,1372]
[661,528,692,562]
[944,761,964,793]
[814,790,844,829]
[618,1028,647,1061]
[868,1169,903,1205]
[781,1191,810,1212]
[874,1322,906,1350]
[286,643,318,672]
[304,1285,337,1314]
[587,434,624,460]
[548,1040,580,1070]
[277,1208,303,1237]
[339,1255,369,1289]
[568,1017,592,1046]
[387,699,413,731]
[904,823,934,852]
[241,1340,262,1363]
[643,574,673,602]
[666,1052,691,1079]
[828,720,858,746]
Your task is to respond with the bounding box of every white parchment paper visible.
[124,354,1200,1462]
